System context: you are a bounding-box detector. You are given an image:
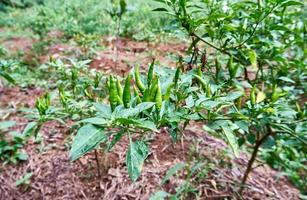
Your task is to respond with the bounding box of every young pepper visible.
[155,79,162,111]
[173,67,181,88]
[215,58,221,82]
[123,74,132,108]
[109,76,119,111]
[163,83,175,101]
[250,86,256,106]
[227,56,237,79]
[149,76,158,101]
[147,59,155,87]
[134,66,145,93]
[133,85,142,104]
[116,78,123,100]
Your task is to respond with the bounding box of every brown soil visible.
[0,87,42,109]
[0,108,300,200]
[1,37,33,55]
[90,37,186,75]
[2,33,186,75]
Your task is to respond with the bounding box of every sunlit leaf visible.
[126,140,149,182]
[221,127,239,157]
[70,124,106,161]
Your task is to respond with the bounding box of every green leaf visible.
[278,76,295,83]
[220,91,244,102]
[114,102,155,118]
[70,124,106,161]
[116,118,158,132]
[22,122,37,136]
[280,0,303,7]
[106,129,126,151]
[94,103,112,119]
[150,191,169,200]
[15,172,33,186]
[161,163,185,185]
[126,140,149,182]
[79,117,108,125]
[0,121,16,130]
[221,127,239,157]
[152,7,169,12]
[17,151,28,161]
[0,71,15,84]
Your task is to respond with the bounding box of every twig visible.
[94,149,101,178]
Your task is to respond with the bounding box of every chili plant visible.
[69,61,193,181]
[0,121,28,164]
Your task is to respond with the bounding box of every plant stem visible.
[239,130,271,194]
[94,149,101,178]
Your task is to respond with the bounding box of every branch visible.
[232,4,279,49]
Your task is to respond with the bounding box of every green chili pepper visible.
[163,83,174,101]
[149,76,158,101]
[235,96,243,109]
[155,79,162,111]
[193,74,207,91]
[227,56,236,79]
[134,65,145,93]
[296,102,304,119]
[205,84,212,98]
[215,58,221,81]
[116,78,123,100]
[173,67,181,87]
[123,74,132,108]
[142,88,150,102]
[197,65,202,77]
[147,59,155,87]
[271,84,279,103]
[109,76,119,111]
[106,77,111,91]
[250,86,256,106]
[133,85,142,104]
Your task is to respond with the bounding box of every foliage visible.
[0,0,305,196]
[154,0,306,193]
[0,121,28,164]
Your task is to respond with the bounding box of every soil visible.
[0,113,300,200]
[0,33,302,200]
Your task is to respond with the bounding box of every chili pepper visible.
[215,58,221,81]
[134,65,145,93]
[177,56,184,72]
[193,74,207,91]
[109,75,119,111]
[149,76,158,101]
[227,56,236,79]
[123,74,132,108]
[106,77,111,91]
[147,59,155,87]
[155,79,162,111]
[205,84,212,98]
[271,84,279,103]
[250,86,256,106]
[142,88,150,102]
[133,85,142,104]
[201,52,207,68]
[58,84,67,106]
[296,102,304,119]
[173,67,181,87]
[163,83,174,101]
[197,65,202,77]
[235,96,243,110]
[116,78,123,100]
